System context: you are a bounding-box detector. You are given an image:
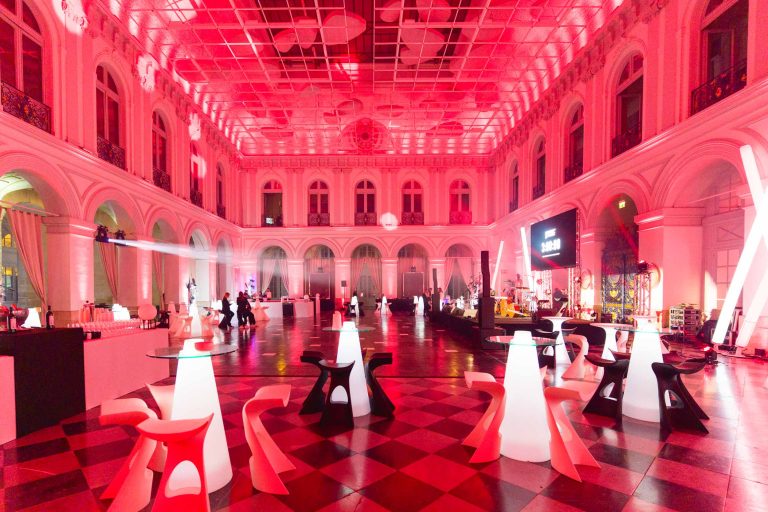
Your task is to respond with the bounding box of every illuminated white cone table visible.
[542,316,572,366]
[616,325,672,422]
[591,323,626,361]
[147,340,236,492]
[486,332,563,462]
[323,322,373,417]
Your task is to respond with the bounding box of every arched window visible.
[263,180,283,226]
[611,54,643,157]
[402,180,423,225]
[0,0,47,131]
[565,105,584,183]
[216,163,225,218]
[692,0,748,114]
[509,162,519,212]
[449,180,471,224]
[355,180,376,226]
[189,143,203,207]
[532,139,546,199]
[96,65,125,168]
[308,180,329,226]
[151,111,170,191]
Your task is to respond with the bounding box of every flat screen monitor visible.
[530,208,578,271]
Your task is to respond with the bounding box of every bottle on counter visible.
[8,304,17,333]
[46,305,55,329]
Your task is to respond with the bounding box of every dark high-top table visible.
[0,328,85,437]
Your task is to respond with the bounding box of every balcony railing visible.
[611,119,642,157]
[508,199,518,212]
[308,212,330,226]
[263,215,283,227]
[691,60,747,115]
[532,183,545,200]
[449,210,472,225]
[190,189,203,207]
[401,211,424,225]
[355,212,378,226]
[1,81,51,133]
[216,205,226,219]
[97,136,126,169]
[153,168,171,192]
[564,163,584,183]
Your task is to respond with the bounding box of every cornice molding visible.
[240,154,491,170]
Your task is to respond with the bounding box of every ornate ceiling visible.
[108,0,623,155]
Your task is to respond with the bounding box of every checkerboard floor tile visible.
[2,314,767,511]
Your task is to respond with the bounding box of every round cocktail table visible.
[323,322,374,417]
[147,340,237,492]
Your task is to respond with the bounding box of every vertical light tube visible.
[520,227,534,290]
[492,240,504,294]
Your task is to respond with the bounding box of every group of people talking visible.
[217,291,269,329]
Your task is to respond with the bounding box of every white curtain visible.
[261,258,275,293]
[152,251,163,294]
[7,209,47,308]
[364,257,381,294]
[351,257,364,293]
[457,257,473,288]
[443,257,456,290]
[97,241,119,301]
[276,257,289,295]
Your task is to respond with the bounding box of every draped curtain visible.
[364,257,381,293]
[456,257,473,288]
[443,258,456,290]
[7,209,47,308]
[276,257,289,295]
[261,258,275,293]
[97,241,119,301]
[350,257,364,293]
[152,251,163,295]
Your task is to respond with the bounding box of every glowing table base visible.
[332,322,371,417]
[543,317,571,366]
[592,323,624,361]
[622,327,664,422]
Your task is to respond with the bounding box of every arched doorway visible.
[350,244,381,299]
[151,220,179,307]
[93,201,136,306]
[304,245,334,299]
[397,243,429,297]
[444,244,474,300]
[188,230,211,307]
[0,173,46,309]
[597,195,639,322]
[260,246,288,297]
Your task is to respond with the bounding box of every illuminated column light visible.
[492,241,504,294]
[520,227,534,290]
[713,145,768,348]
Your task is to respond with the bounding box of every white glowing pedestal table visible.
[543,316,572,366]
[147,340,236,492]
[591,323,626,361]
[486,332,563,462]
[324,322,373,417]
[616,325,671,422]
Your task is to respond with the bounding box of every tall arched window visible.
[565,105,584,183]
[189,143,203,207]
[611,54,643,157]
[402,180,423,225]
[96,65,125,169]
[308,180,329,226]
[151,111,170,191]
[0,0,48,131]
[263,180,283,226]
[449,180,471,224]
[691,0,748,114]
[532,139,546,199]
[355,180,376,226]
[509,162,519,212]
[216,163,225,218]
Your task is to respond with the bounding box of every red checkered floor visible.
[2,315,767,511]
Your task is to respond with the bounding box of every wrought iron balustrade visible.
[190,189,203,207]
[449,210,472,225]
[509,199,518,212]
[153,168,171,192]
[401,212,424,225]
[611,119,642,157]
[308,212,330,226]
[564,163,584,183]
[216,205,226,219]
[691,60,747,115]
[97,136,126,170]
[532,183,545,200]
[1,81,51,133]
[354,212,378,226]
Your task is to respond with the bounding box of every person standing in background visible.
[219,292,234,330]
[236,291,248,328]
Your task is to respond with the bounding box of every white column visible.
[381,258,398,298]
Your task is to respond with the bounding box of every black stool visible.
[534,329,560,368]
[319,361,355,430]
[651,361,708,439]
[583,355,629,422]
[299,350,328,414]
[366,353,394,417]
